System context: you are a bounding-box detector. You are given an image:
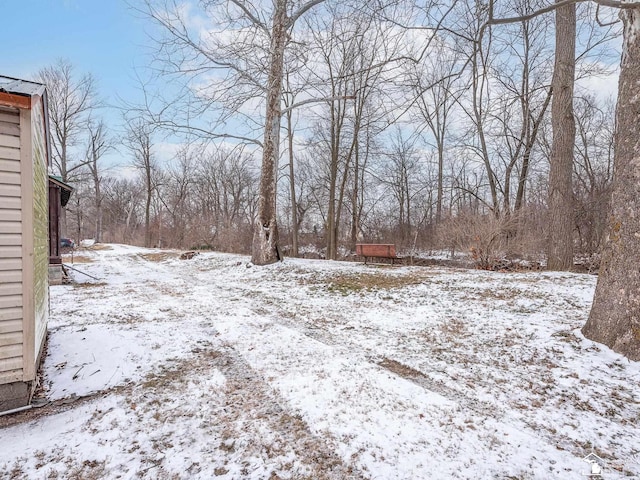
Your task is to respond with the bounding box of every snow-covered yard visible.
[1,244,639,479]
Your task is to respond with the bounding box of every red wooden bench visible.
[356,244,400,265]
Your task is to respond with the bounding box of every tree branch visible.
[228,0,270,34]
[287,0,327,27]
[487,0,637,28]
[280,94,355,115]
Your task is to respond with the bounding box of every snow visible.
[1,244,639,479]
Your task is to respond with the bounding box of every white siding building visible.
[0,76,50,412]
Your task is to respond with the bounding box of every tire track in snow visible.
[234,284,511,422]
[120,256,366,479]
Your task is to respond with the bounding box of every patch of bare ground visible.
[72,282,108,289]
[2,343,362,479]
[138,252,180,262]
[188,344,363,480]
[82,244,112,251]
[376,357,500,419]
[0,389,123,430]
[62,255,94,264]
[316,272,426,295]
[378,358,425,379]
[439,317,469,337]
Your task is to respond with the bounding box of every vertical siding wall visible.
[30,100,49,361]
[0,106,23,385]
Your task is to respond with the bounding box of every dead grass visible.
[319,272,425,295]
[63,255,94,264]
[378,358,427,380]
[72,282,107,289]
[138,252,180,262]
[440,318,468,337]
[83,244,112,251]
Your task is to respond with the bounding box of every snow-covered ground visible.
[1,244,639,479]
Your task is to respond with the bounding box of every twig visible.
[63,263,100,281]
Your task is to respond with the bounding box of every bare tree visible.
[283,69,302,257]
[35,59,98,181]
[410,43,462,223]
[485,0,639,358]
[489,5,554,217]
[252,0,329,265]
[573,95,614,253]
[546,0,577,270]
[192,147,258,251]
[583,3,640,361]
[471,2,501,216]
[137,0,269,146]
[380,130,423,244]
[102,178,144,244]
[35,59,98,235]
[161,145,196,247]
[139,0,328,263]
[303,7,400,259]
[85,118,114,243]
[124,117,156,248]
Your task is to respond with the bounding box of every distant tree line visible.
[38,0,618,266]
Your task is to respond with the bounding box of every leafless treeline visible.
[42,1,619,262]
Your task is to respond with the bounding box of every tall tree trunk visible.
[473,33,500,215]
[251,0,287,265]
[546,1,576,270]
[326,96,341,261]
[145,174,152,248]
[286,109,299,257]
[582,6,640,361]
[94,180,102,243]
[515,89,553,212]
[436,137,444,223]
[350,139,360,249]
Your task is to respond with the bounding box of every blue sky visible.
[0,0,160,169]
[1,0,148,108]
[0,1,621,172]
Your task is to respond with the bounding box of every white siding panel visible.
[0,234,20,246]
[0,270,21,283]
[0,332,22,348]
[0,282,21,296]
[0,171,20,186]
[0,295,21,309]
[0,210,21,222]
[0,369,22,384]
[0,159,20,173]
[0,308,21,324]
[1,196,20,210]
[0,259,21,271]
[0,184,20,197]
[0,146,19,161]
[0,134,20,149]
[0,123,20,137]
[0,356,22,372]
[0,111,20,124]
[0,344,21,360]
[0,107,23,384]
[0,318,21,333]
[0,246,20,259]
[0,221,22,234]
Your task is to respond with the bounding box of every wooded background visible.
[39,1,620,269]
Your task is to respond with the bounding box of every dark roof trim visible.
[49,175,73,207]
[49,175,73,191]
